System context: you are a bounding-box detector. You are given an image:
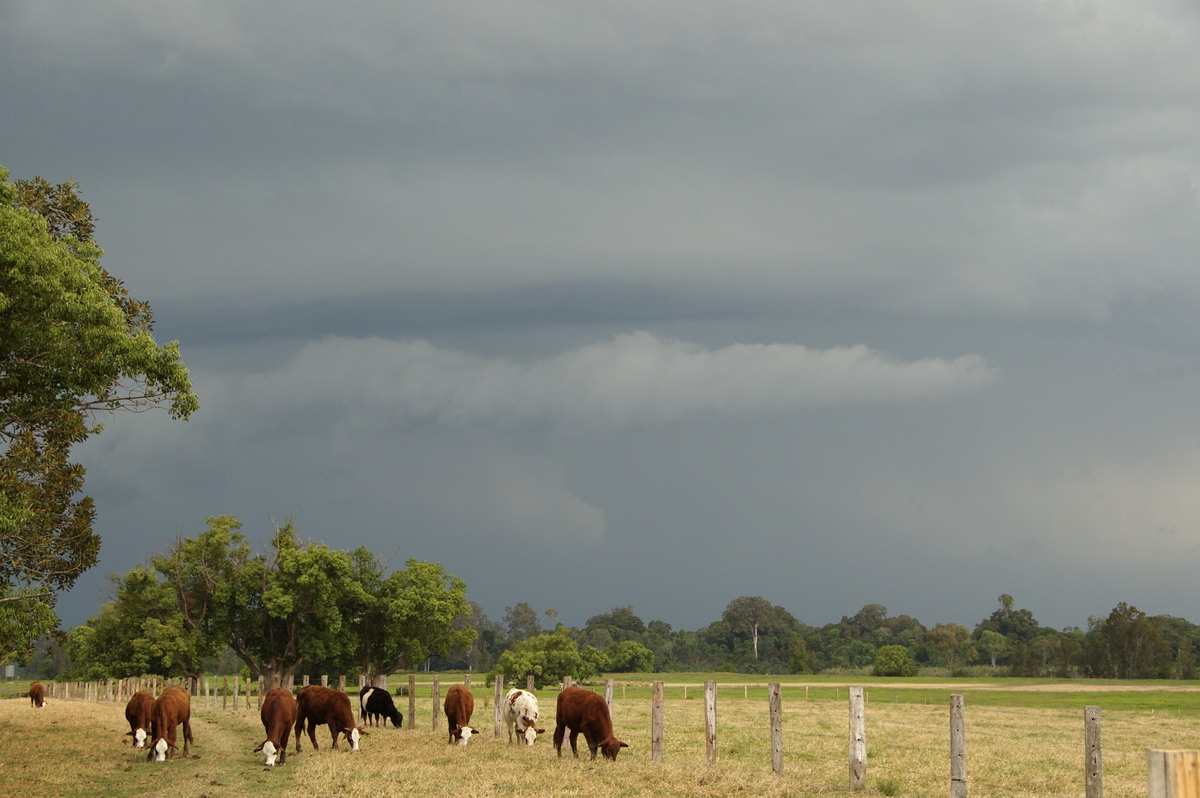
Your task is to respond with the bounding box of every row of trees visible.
[64,516,474,688]
[441,593,1200,684]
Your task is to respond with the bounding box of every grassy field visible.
[3,675,1200,797]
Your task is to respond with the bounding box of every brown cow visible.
[147,685,193,762]
[29,681,45,708]
[124,690,155,748]
[295,685,364,752]
[443,684,478,745]
[255,688,298,766]
[554,686,628,761]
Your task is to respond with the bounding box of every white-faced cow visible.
[29,681,46,708]
[147,685,193,762]
[255,687,298,766]
[358,685,403,728]
[443,683,477,745]
[503,688,545,745]
[295,685,365,752]
[124,690,155,749]
[554,686,628,761]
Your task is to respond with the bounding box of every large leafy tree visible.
[1084,602,1169,679]
[153,516,370,687]
[704,595,801,670]
[65,566,216,682]
[0,167,196,661]
[350,555,474,680]
[490,626,604,689]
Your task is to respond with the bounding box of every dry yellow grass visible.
[3,686,1198,797]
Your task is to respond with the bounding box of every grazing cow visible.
[124,690,155,748]
[554,686,628,761]
[255,688,298,766]
[295,685,364,752]
[443,684,477,745]
[358,685,403,728]
[503,688,545,745]
[29,681,45,708]
[147,685,193,762]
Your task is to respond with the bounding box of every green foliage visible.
[353,556,475,678]
[65,566,217,680]
[0,165,196,652]
[872,644,918,677]
[603,640,654,672]
[0,589,57,664]
[927,623,976,675]
[491,626,603,689]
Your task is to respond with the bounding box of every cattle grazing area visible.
[3,679,1200,797]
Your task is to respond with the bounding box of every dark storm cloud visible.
[4,1,1200,632]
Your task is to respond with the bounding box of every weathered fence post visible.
[704,680,718,766]
[337,675,345,692]
[527,674,535,692]
[605,679,614,714]
[223,676,229,710]
[233,675,240,710]
[563,675,573,689]
[849,686,866,790]
[770,682,784,776]
[408,675,416,730]
[1085,706,1103,798]
[1148,749,1200,797]
[303,674,310,687]
[431,674,441,732]
[950,694,967,798]
[494,676,505,738]
[651,681,665,763]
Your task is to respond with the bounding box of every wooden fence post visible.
[770,682,784,776]
[950,694,967,798]
[1085,706,1103,798]
[849,686,866,790]
[408,675,416,730]
[605,679,614,714]
[704,681,717,766]
[223,676,229,710]
[563,676,573,689]
[527,674,535,692]
[651,681,664,763]
[494,676,505,739]
[1148,749,1200,797]
[432,675,441,732]
[233,675,239,710]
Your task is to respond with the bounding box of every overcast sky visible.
[5,1,1200,635]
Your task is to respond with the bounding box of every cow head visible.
[151,738,172,762]
[451,725,478,746]
[344,726,365,751]
[600,737,629,761]
[520,725,546,745]
[126,728,148,749]
[255,740,279,766]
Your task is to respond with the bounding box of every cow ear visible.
[535,728,546,734]
[619,741,629,748]
[253,742,264,752]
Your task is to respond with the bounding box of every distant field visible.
[4,675,1199,797]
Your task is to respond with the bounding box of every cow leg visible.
[329,722,339,750]
[553,724,566,756]
[182,718,193,756]
[569,730,581,758]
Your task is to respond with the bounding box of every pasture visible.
[3,676,1200,797]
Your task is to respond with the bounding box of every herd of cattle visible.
[25,679,628,766]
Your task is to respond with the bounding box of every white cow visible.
[503,688,546,745]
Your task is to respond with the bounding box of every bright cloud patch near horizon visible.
[243,331,998,430]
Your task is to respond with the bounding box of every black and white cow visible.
[358,684,404,728]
